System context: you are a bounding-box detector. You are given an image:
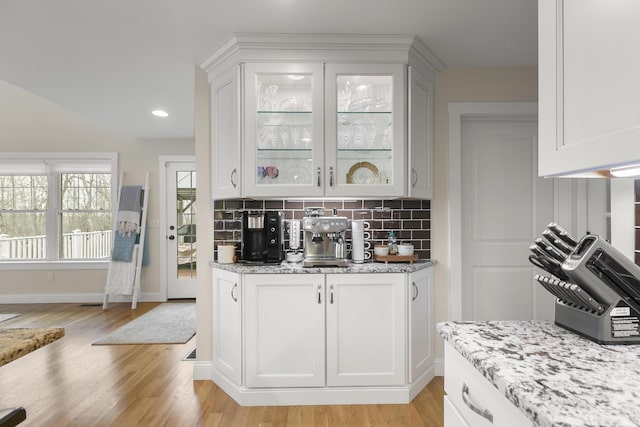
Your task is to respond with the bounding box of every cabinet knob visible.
[412,281,419,301]
[317,167,321,187]
[329,167,334,187]
[411,168,418,187]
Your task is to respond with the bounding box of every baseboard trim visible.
[0,292,164,304]
[434,357,444,376]
[203,364,436,406]
[193,361,212,381]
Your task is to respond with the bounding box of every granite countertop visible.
[437,320,640,427]
[210,259,433,274]
[0,327,65,367]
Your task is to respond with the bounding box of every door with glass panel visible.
[243,63,325,198]
[166,162,197,299]
[324,63,405,197]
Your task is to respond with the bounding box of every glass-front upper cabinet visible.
[324,64,405,197]
[244,63,325,198]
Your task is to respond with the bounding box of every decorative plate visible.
[346,161,379,184]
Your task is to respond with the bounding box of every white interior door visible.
[461,119,555,320]
[163,160,197,299]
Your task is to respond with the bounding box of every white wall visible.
[0,80,194,302]
[432,66,538,358]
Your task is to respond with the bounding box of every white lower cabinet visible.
[212,266,435,404]
[245,274,325,388]
[326,273,405,386]
[409,267,434,382]
[212,268,242,385]
[444,342,532,427]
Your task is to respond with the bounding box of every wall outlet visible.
[47,271,54,281]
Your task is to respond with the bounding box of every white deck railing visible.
[0,230,112,260]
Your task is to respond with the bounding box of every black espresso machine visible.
[529,223,640,344]
[242,211,283,263]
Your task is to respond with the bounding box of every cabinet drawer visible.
[444,343,531,427]
[444,396,470,427]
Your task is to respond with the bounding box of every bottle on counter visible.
[387,231,397,255]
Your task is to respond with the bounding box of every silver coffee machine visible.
[302,208,348,267]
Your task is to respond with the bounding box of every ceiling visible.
[0,0,537,140]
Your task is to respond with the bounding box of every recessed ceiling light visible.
[287,75,305,80]
[152,109,169,118]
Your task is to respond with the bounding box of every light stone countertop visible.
[437,320,640,427]
[210,259,434,274]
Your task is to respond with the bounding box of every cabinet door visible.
[211,65,241,198]
[409,267,434,382]
[243,63,325,198]
[539,1,640,176]
[326,273,406,386]
[324,64,406,197]
[408,66,433,199]
[245,274,325,388]
[212,268,242,385]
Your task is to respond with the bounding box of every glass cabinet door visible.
[244,63,324,198]
[325,64,405,197]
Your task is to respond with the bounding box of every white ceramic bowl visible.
[374,245,390,256]
[397,244,414,256]
[286,252,304,263]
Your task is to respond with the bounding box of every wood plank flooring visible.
[0,302,444,426]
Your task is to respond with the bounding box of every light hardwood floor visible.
[0,302,444,426]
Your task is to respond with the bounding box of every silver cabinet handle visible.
[330,285,334,304]
[329,167,334,187]
[411,168,418,187]
[317,285,322,304]
[462,383,493,423]
[230,168,238,188]
[317,167,321,187]
[412,281,419,301]
[231,283,238,302]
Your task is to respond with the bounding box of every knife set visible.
[529,223,640,344]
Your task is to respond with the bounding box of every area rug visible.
[0,314,20,323]
[92,303,195,345]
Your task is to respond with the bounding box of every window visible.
[0,153,117,262]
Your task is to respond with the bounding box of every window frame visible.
[0,152,118,270]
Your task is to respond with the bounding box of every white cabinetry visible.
[210,65,241,198]
[539,1,640,176]
[210,265,435,405]
[244,274,325,388]
[444,343,532,427]
[212,268,242,385]
[409,267,433,382]
[326,273,405,386]
[201,34,441,199]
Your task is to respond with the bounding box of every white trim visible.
[0,291,163,304]
[0,261,109,270]
[447,103,538,321]
[209,367,435,406]
[159,155,196,301]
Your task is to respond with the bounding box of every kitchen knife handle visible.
[412,281,419,301]
[317,167,321,187]
[231,283,238,303]
[462,383,494,423]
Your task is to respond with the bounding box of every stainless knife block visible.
[555,299,640,345]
